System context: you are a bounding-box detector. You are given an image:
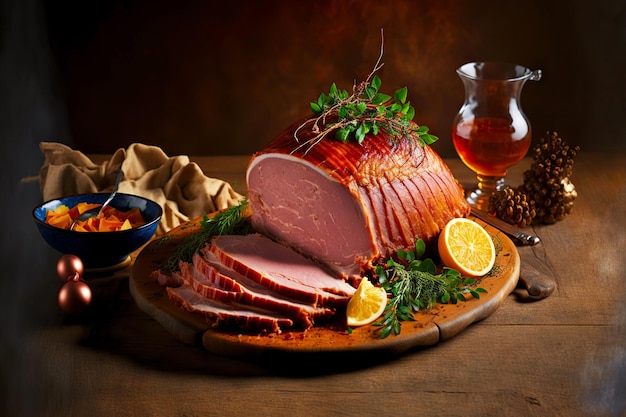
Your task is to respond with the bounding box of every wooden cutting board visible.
[129,216,519,358]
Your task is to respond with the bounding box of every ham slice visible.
[151,268,183,287]
[206,234,355,307]
[155,234,352,333]
[179,252,333,327]
[167,284,293,333]
[246,119,470,278]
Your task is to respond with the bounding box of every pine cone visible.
[531,178,578,224]
[519,131,580,224]
[489,186,536,227]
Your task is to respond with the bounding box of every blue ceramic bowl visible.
[33,193,162,269]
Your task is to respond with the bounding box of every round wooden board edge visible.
[129,216,520,358]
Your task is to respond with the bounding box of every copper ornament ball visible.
[57,254,84,282]
[58,279,92,314]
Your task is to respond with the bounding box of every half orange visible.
[438,217,496,277]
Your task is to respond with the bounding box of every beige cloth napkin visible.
[38,142,245,235]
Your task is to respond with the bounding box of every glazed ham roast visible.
[247,119,471,279]
[155,118,470,334]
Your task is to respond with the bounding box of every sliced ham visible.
[206,234,355,307]
[155,234,352,333]
[246,119,470,278]
[167,284,293,333]
[179,252,333,327]
[151,268,183,287]
[191,252,245,293]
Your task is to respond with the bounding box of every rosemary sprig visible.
[373,239,487,339]
[293,31,438,153]
[161,200,252,272]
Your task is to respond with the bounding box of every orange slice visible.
[346,278,387,327]
[438,217,496,277]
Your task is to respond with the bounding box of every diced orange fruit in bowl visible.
[438,217,496,277]
[45,202,146,232]
[68,202,101,219]
[346,278,388,327]
[45,205,73,229]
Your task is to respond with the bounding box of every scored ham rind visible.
[207,234,355,307]
[246,119,471,278]
[167,284,293,333]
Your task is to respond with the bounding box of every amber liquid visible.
[452,117,531,176]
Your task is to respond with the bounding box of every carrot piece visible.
[84,217,99,232]
[72,223,88,232]
[47,212,72,229]
[44,201,146,231]
[71,202,100,219]
[52,205,70,215]
[98,217,123,232]
[119,219,133,231]
[123,208,146,226]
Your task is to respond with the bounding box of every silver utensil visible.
[470,208,541,246]
[70,169,124,230]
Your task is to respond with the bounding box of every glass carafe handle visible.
[530,69,542,81]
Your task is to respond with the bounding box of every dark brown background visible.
[43,0,626,157]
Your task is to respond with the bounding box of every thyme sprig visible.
[293,31,438,153]
[161,200,252,272]
[374,239,487,339]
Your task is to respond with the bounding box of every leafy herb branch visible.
[373,239,487,339]
[161,200,252,272]
[293,30,438,153]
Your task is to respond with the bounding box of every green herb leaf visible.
[372,93,391,105]
[415,238,426,257]
[310,102,321,113]
[292,36,438,152]
[404,105,416,121]
[355,124,367,144]
[394,87,408,104]
[336,127,351,143]
[374,238,488,339]
[371,75,382,91]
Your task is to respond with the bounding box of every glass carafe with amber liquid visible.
[452,61,542,210]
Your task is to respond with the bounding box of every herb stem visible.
[161,200,252,272]
[293,30,437,154]
[374,239,487,339]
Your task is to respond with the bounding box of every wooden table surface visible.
[8,151,626,417]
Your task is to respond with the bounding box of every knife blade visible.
[470,208,541,246]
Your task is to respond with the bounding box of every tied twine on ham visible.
[153,119,469,334]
